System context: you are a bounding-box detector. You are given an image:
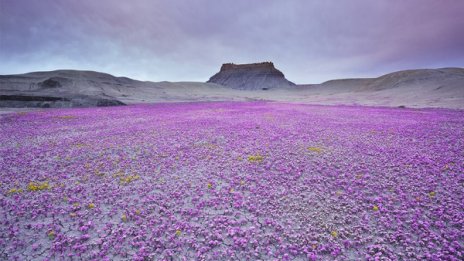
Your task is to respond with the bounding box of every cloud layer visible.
[1,0,463,83]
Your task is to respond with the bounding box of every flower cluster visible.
[27,181,50,191]
[0,102,463,260]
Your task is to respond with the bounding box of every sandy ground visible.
[1,88,462,116]
[0,107,46,115]
[112,85,464,110]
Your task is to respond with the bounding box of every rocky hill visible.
[0,70,132,108]
[294,67,464,108]
[207,62,296,90]
[0,70,231,108]
[303,68,464,94]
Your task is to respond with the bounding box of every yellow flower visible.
[27,181,50,191]
[48,231,55,240]
[121,214,127,222]
[207,183,213,189]
[88,203,95,209]
[307,147,323,153]
[57,115,75,119]
[247,154,264,163]
[119,175,140,185]
[175,229,182,236]
[7,188,23,194]
[331,231,338,238]
[429,191,436,197]
[135,209,141,215]
[373,205,379,211]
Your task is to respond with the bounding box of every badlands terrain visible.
[1,63,463,109]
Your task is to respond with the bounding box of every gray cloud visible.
[1,0,463,83]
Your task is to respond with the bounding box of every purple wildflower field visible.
[1,102,463,260]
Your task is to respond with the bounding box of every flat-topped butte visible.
[208,61,296,90]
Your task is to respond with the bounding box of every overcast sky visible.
[1,0,463,83]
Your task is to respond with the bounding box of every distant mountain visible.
[207,62,296,90]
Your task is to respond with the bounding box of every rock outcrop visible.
[207,62,296,90]
[0,70,130,108]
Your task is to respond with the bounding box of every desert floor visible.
[1,102,463,260]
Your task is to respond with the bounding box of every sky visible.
[1,0,463,83]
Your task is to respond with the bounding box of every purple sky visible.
[1,0,463,83]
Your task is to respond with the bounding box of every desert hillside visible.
[295,68,464,108]
[0,70,229,107]
[1,67,463,109]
